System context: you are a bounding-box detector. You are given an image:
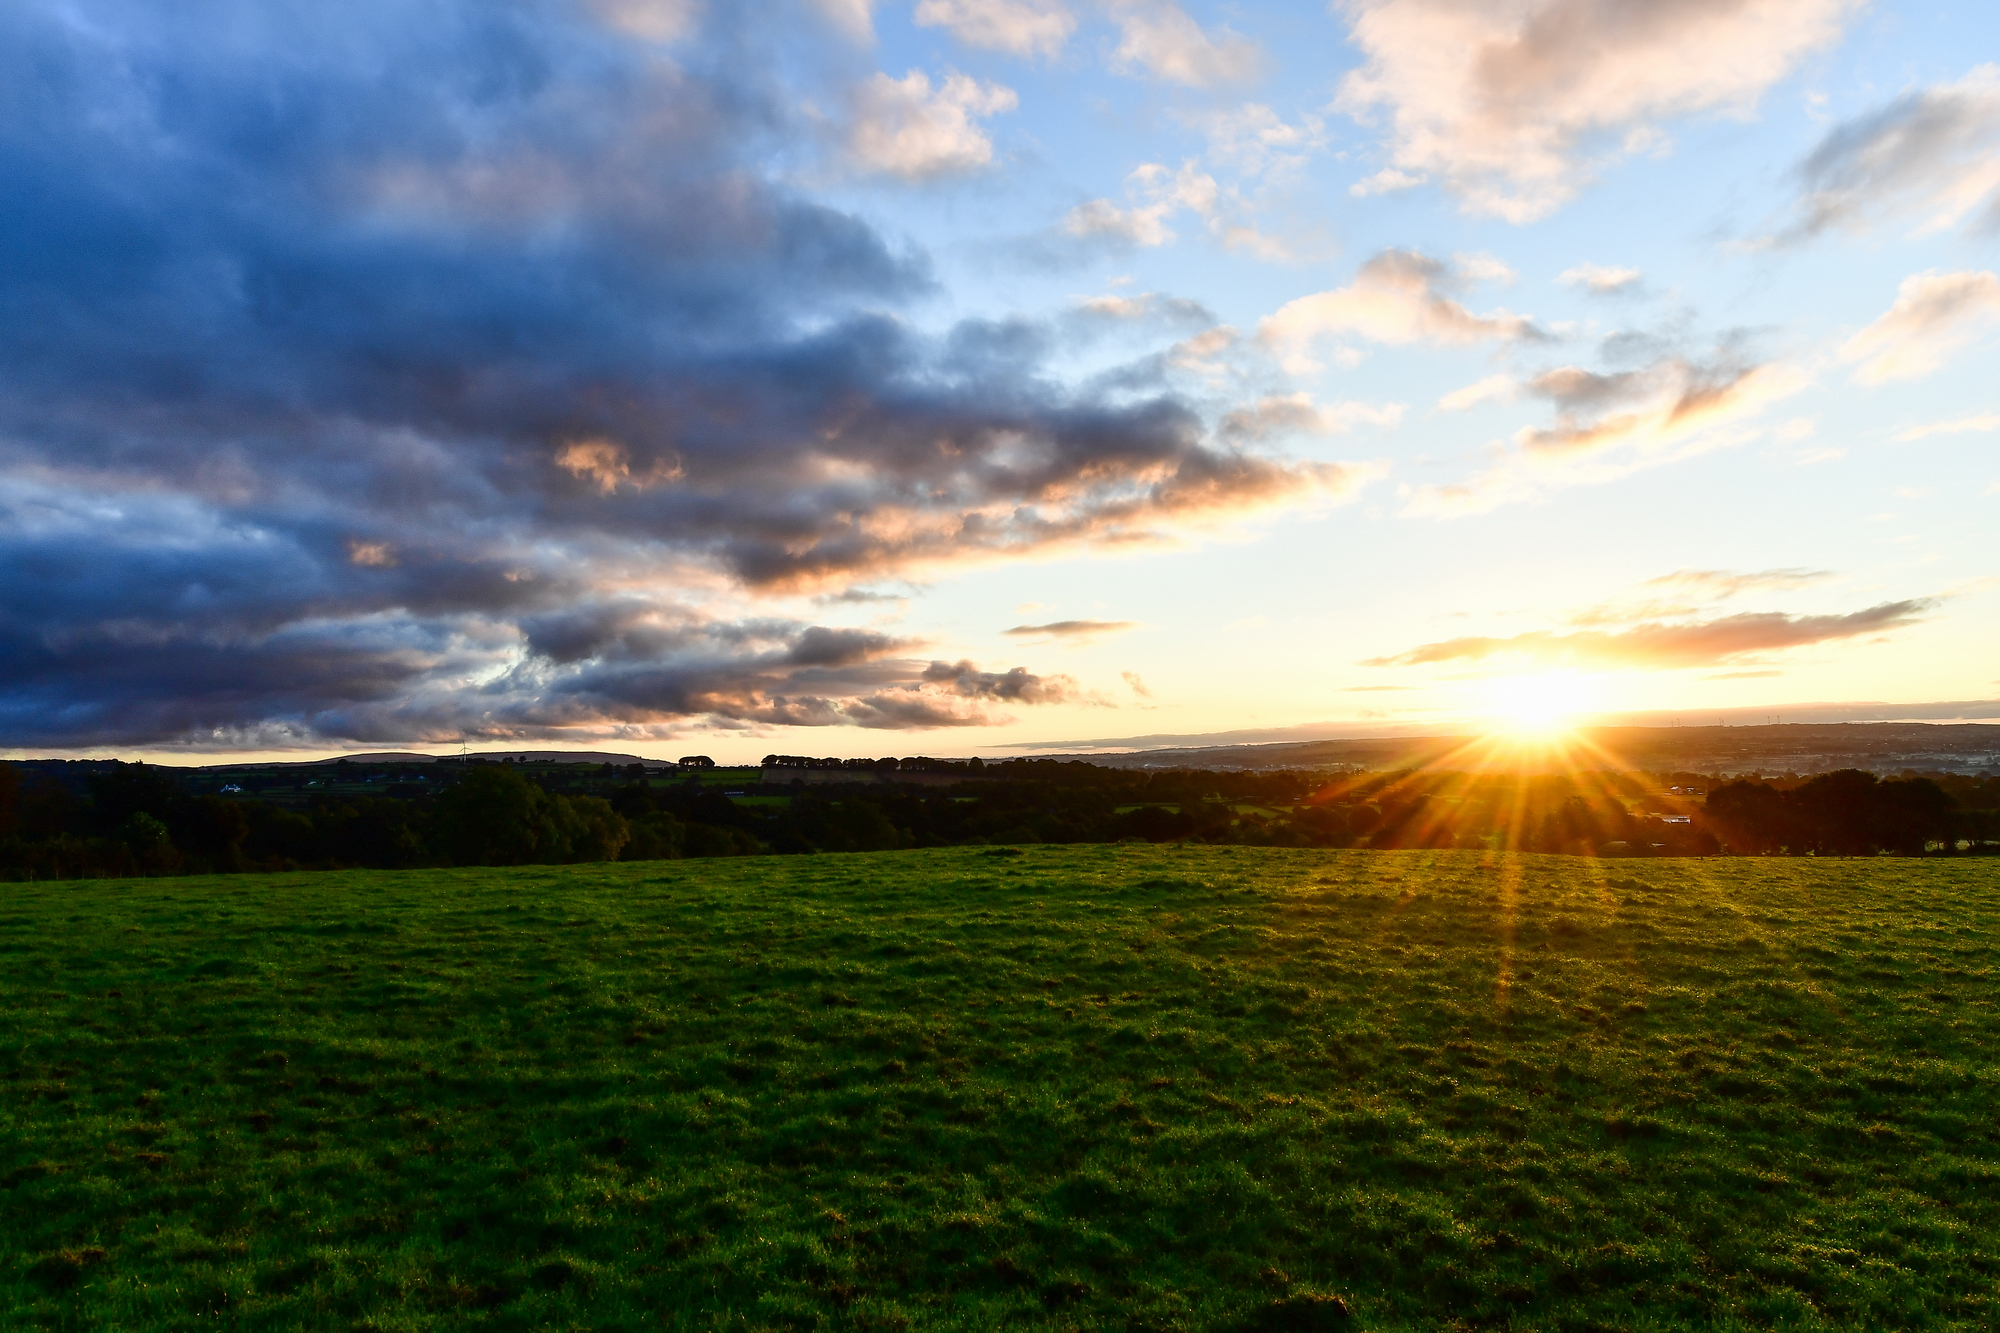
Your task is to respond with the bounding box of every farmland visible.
[3,847,1997,1330]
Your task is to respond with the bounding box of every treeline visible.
[761,755,984,773]
[0,765,768,880]
[0,762,1323,878]
[1,759,1993,881]
[1704,769,1977,855]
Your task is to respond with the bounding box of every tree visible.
[1706,780,1792,854]
[431,767,562,865]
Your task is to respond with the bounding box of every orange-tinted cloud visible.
[1365,599,1933,669]
[1403,347,1808,517]
[1004,619,1137,639]
[1841,269,2000,385]
[1568,566,1834,625]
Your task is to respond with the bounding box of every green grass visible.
[3,847,1997,1331]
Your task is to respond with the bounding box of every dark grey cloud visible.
[921,660,1081,704]
[0,0,1342,747]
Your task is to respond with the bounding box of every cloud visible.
[1061,161,1287,258]
[1003,619,1138,639]
[591,0,704,43]
[1895,411,2000,442]
[1072,291,1216,326]
[847,70,1018,179]
[1789,65,2000,239]
[811,0,876,41]
[1638,567,1833,598]
[1260,250,1540,361]
[1512,354,1797,456]
[538,633,1084,734]
[1570,567,1834,624]
[1121,670,1153,698]
[1365,599,1934,670]
[1350,167,1424,197]
[1335,0,1855,222]
[1436,374,1516,412]
[914,0,1074,56]
[348,540,398,569]
[1403,346,1809,515]
[0,0,1351,748]
[921,658,1079,702]
[1560,263,1643,295]
[1217,394,1405,442]
[1063,163,1215,249]
[556,438,685,493]
[1110,0,1260,87]
[1840,270,2000,385]
[1185,104,1328,178]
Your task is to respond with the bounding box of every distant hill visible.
[208,750,679,770]
[1035,721,2000,776]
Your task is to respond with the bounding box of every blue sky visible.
[3,0,1997,761]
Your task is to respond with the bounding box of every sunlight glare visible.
[1485,672,1599,736]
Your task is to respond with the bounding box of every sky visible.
[4,0,1999,764]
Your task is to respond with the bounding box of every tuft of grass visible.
[1,847,1996,1330]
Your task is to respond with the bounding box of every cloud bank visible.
[0,0,1358,748]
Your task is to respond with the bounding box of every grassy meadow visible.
[2,847,1996,1331]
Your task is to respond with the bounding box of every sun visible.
[1485,671,1597,736]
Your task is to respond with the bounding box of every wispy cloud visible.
[1217,394,1405,443]
[1063,160,1289,258]
[1185,103,1328,179]
[1570,567,1835,624]
[914,0,1074,57]
[810,0,876,42]
[1109,0,1260,87]
[1841,270,2000,384]
[1365,600,1933,670]
[1003,619,1138,640]
[1895,411,2000,442]
[1514,355,1796,457]
[1788,64,2000,239]
[1559,262,1643,295]
[1435,374,1516,412]
[1404,345,1809,516]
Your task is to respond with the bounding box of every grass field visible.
[3,847,1996,1331]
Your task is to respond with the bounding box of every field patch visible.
[2,848,1997,1330]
